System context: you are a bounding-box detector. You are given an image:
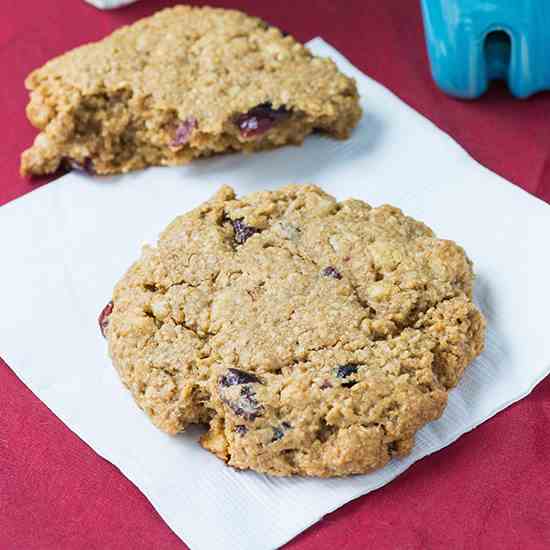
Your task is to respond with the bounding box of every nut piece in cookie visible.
[20,6,362,177]
[105,184,486,477]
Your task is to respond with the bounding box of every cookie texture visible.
[21,6,361,176]
[104,185,485,477]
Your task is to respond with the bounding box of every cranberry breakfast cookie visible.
[21,6,361,176]
[101,185,485,477]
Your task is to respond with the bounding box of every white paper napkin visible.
[1,39,550,550]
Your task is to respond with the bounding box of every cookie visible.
[102,185,485,477]
[20,6,361,177]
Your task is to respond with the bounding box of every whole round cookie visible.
[104,185,485,477]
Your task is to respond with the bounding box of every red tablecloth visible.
[1,1,549,548]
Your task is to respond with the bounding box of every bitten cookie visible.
[21,6,361,177]
[101,185,485,477]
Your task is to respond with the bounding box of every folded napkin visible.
[1,39,549,550]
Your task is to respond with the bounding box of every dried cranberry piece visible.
[271,421,291,442]
[227,386,264,421]
[336,364,359,388]
[98,301,113,338]
[235,425,248,436]
[63,157,95,175]
[219,368,261,387]
[219,369,264,421]
[235,102,290,138]
[171,117,198,146]
[230,218,261,245]
[321,266,342,279]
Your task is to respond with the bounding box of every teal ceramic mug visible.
[421,0,550,98]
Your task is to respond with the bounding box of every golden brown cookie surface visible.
[104,185,485,477]
[21,6,361,176]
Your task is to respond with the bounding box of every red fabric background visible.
[1,1,549,549]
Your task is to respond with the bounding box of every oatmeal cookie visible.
[21,6,361,176]
[102,185,485,477]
